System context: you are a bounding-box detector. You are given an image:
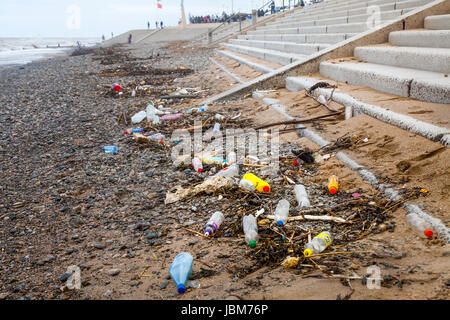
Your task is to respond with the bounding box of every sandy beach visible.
[0,39,448,301]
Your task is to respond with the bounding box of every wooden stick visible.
[182,227,211,239]
[267,214,349,223]
[253,112,341,130]
[308,250,372,258]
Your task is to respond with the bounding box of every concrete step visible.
[320,60,450,104]
[216,50,276,74]
[424,14,450,30]
[229,39,330,55]
[389,30,450,48]
[354,45,450,73]
[238,33,357,44]
[221,43,306,65]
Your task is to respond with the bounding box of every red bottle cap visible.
[293,160,298,166]
[198,168,203,173]
[329,187,337,195]
[424,229,433,238]
[263,186,270,192]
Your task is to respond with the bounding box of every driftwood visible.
[267,214,349,224]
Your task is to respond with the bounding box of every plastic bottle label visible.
[316,232,332,248]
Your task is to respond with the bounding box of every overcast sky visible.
[0,0,288,38]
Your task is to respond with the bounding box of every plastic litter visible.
[328,175,339,195]
[204,211,224,237]
[406,212,433,238]
[304,231,332,257]
[212,123,221,135]
[215,114,226,121]
[111,83,122,92]
[201,157,226,165]
[192,157,203,173]
[274,199,290,226]
[161,113,183,121]
[214,163,239,179]
[131,111,147,124]
[124,128,143,135]
[227,152,236,165]
[294,184,310,209]
[239,178,256,191]
[169,252,193,294]
[241,173,271,193]
[102,146,118,153]
[243,214,258,248]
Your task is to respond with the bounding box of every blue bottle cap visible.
[177,284,186,294]
[277,220,284,226]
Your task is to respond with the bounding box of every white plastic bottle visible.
[131,111,147,124]
[274,199,290,226]
[227,151,236,165]
[406,212,433,239]
[204,211,224,237]
[294,184,310,209]
[304,231,332,257]
[213,123,221,135]
[239,178,256,191]
[243,214,258,248]
[147,133,165,142]
[192,157,203,173]
[214,163,239,179]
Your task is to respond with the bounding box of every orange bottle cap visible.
[329,187,337,195]
[424,229,433,238]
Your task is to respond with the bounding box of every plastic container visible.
[241,173,271,193]
[212,123,221,135]
[124,128,143,135]
[201,157,226,165]
[328,175,339,195]
[192,157,203,173]
[131,90,136,97]
[186,105,208,114]
[111,83,122,92]
[204,211,224,237]
[102,146,118,153]
[161,113,183,121]
[274,199,290,226]
[294,184,310,208]
[215,114,226,121]
[146,104,164,115]
[169,252,193,294]
[227,152,236,165]
[406,212,433,239]
[239,178,256,191]
[243,215,258,248]
[131,111,147,124]
[304,231,332,257]
[148,133,166,145]
[214,163,239,179]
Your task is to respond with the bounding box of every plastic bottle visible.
[204,211,224,237]
[131,90,136,97]
[111,83,122,92]
[227,152,236,165]
[241,173,271,193]
[131,111,147,124]
[161,113,183,121]
[274,199,290,226]
[213,123,221,135]
[148,133,166,145]
[146,104,164,115]
[214,163,239,179]
[124,128,143,134]
[192,157,203,173]
[169,252,193,294]
[243,214,258,248]
[201,157,226,165]
[304,231,332,257]
[328,175,339,195]
[239,178,256,191]
[215,114,226,121]
[294,184,310,208]
[102,146,118,153]
[406,212,433,239]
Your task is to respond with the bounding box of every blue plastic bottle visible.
[102,146,118,153]
[169,252,193,294]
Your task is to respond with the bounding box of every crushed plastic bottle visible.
[304,231,332,257]
[241,173,271,193]
[243,214,258,248]
[102,146,118,153]
[169,252,193,294]
[214,163,239,179]
[227,152,236,165]
[201,157,226,165]
[212,123,221,135]
[192,157,203,173]
[274,199,290,226]
[406,212,433,239]
[161,113,183,121]
[146,104,164,115]
[147,133,166,145]
[204,211,224,237]
[294,184,310,208]
[239,178,256,191]
[124,128,143,135]
[328,175,339,195]
[131,111,147,124]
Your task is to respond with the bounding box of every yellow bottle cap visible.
[303,249,313,257]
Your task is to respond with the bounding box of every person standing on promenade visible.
[128,34,132,44]
[156,21,159,29]
[160,21,164,29]
[147,21,150,29]
[270,0,275,14]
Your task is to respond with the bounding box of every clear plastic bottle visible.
[304,231,332,257]
[227,152,236,165]
[239,178,256,191]
[148,133,165,142]
[215,114,226,121]
[214,163,239,179]
[124,128,143,134]
[243,214,258,248]
[102,146,118,153]
[294,184,310,209]
[192,157,203,173]
[169,252,193,294]
[161,113,183,121]
[406,212,433,239]
[213,123,221,135]
[131,111,147,124]
[204,211,224,237]
[274,199,290,226]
